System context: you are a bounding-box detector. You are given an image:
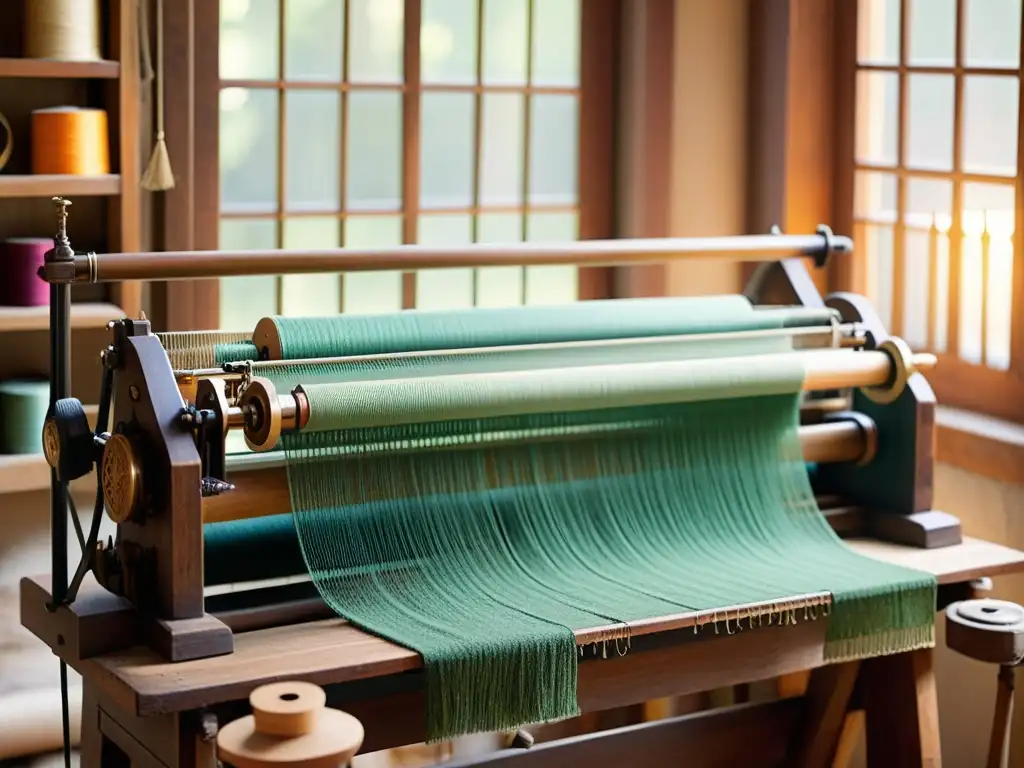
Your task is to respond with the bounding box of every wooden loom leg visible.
[832,710,866,768]
[791,660,860,767]
[862,648,942,767]
[80,687,102,768]
[985,665,1014,768]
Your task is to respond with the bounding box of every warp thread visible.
[0,380,49,455]
[0,238,50,307]
[31,107,110,176]
[26,0,103,61]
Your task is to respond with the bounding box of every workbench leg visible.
[791,660,860,767]
[862,648,942,767]
[80,687,102,768]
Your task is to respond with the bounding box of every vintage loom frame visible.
[22,198,965,766]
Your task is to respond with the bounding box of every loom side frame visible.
[744,260,962,549]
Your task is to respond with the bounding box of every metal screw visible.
[129,385,140,401]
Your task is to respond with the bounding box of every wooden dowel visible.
[202,419,871,524]
[63,233,852,283]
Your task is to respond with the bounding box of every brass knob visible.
[102,434,142,523]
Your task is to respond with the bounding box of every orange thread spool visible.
[31,107,110,176]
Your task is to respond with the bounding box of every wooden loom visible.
[20,198,1024,767]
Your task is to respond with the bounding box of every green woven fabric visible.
[262,295,837,360]
[239,296,937,742]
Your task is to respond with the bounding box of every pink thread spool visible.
[0,238,50,307]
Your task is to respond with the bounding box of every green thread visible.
[206,297,936,741]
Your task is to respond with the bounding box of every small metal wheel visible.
[946,599,1024,768]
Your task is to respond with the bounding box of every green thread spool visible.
[0,379,50,454]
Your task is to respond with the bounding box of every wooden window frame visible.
[152,0,619,332]
[832,0,1024,424]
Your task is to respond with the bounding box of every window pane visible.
[281,217,340,317]
[963,75,1019,177]
[962,183,1015,369]
[906,180,953,352]
[285,90,341,211]
[219,219,278,330]
[907,0,956,66]
[480,93,525,206]
[421,93,475,209]
[525,212,577,305]
[476,212,524,307]
[857,0,900,65]
[416,215,474,310]
[906,178,953,230]
[285,0,343,81]
[349,0,403,83]
[531,0,580,87]
[220,0,279,80]
[482,0,528,85]
[861,224,895,330]
[342,215,403,314]
[903,231,931,349]
[220,88,279,214]
[854,171,897,223]
[905,75,954,171]
[347,91,402,211]
[528,95,578,205]
[422,0,478,84]
[965,0,1021,68]
[855,71,898,166]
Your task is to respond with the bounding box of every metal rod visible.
[46,198,74,768]
[243,322,866,368]
[62,232,852,283]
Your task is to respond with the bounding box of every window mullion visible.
[401,0,423,309]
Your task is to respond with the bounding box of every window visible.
[852,0,1024,422]
[214,0,614,332]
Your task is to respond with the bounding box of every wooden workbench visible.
[28,535,1024,767]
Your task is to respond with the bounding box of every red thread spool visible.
[0,238,50,307]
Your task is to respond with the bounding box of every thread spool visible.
[26,0,103,62]
[31,107,110,176]
[217,682,364,768]
[0,380,50,455]
[0,238,50,307]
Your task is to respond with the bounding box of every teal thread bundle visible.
[214,297,938,741]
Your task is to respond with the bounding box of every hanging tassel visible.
[141,0,174,191]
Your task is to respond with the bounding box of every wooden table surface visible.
[83,535,1024,718]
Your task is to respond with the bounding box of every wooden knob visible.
[946,599,1024,666]
[217,682,364,768]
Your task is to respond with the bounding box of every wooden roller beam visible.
[60,232,851,284]
[202,419,873,525]
[229,346,932,452]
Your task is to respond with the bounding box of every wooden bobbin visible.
[946,599,1024,666]
[217,682,364,768]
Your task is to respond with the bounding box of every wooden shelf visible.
[0,58,120,79]
[0,303,122,333]
[0,175,121,198]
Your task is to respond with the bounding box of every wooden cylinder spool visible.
[217,682,364,768]
[946,599,1024,768]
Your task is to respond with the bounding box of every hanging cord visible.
[0,112,11,171]
[140,0,174,190]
